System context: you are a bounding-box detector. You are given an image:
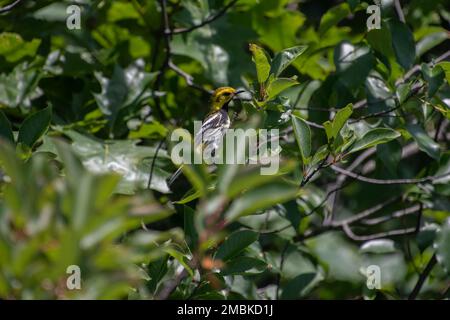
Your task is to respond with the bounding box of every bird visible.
[168,87,241,186]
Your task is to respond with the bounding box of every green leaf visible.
[347,128,400,154]
[0,110,14,143]
[270,45,307,77]
[281,272,322,299]
[347,0,360,11]
[377,140,402,175]
[147,255,169,294]
[323,104,353,142]
[62,130,170,194]
[215,230,259,262]
[435,218,450,274]
[221,256,266,275]
[365,74,396,113]
[225,182,299,222]
[184,205,198,248]
[438,61,450,84]
[0,32,41,63]
[249,43,271,84]
[94,63,156,128]
[396,83,411,104]
[17,106,52,148]
[0,62,42,111]
[319,3,351,35]
[388,20,416,70]
[422,64,445,98]
[224,161,297,199]
[266,77,298,100]
[334,43,374,90]
[406,124,440,160]
[291,115,311,163]
[360,239,396,254]
[165,246,194,277]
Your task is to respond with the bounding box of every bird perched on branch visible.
[168,87,242,185]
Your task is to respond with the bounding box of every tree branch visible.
[156,268,189,300]
[168,60,212,94]
[396,50,450,85]
[0,0,22,14]
[394,0,406,23]
[362,204,421,225]
[342,223,418,241]
[330,165,450,185]
[331,196,401,227]
[168,0,239,35]
[147,139,164,189]
[408,253,437,300]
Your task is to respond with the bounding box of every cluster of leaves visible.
[0,0,449,299]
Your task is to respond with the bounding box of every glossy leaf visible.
[323,104,353,142]
[389,20,416,70]
[407,124,440,160]
[17,106,52,148]
[347,128,400,154]
[225,182,299,222]
[215,230,259,262]
[291,114,311,163]
[0,110,14,143]
[270,45,307,77]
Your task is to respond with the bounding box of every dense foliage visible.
[0,0,449,300]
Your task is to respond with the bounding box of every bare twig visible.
[156,268,189,300]
[341,202,423,242]
[0,0,22,14]
[396,50,450,85]
[342,223,417,241]
[362,204,421,225]
[331,196,401,227]
[168,61,212,94]
[330,165,450,185]
[276,241,290,300]
[326,148,377,223]
[408,253,437,300]
[300,153,330,187]
[394,0,406,23]
[147,140,164,189]
[168,0,239,35]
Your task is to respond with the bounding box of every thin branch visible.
[152,0,172,120]
[147,140,164,189]
[362,204,421,225]
[396,50,450,85]
[349,81,424,124]
[0,0,22,14]
[342,223,417,241]
[341,203,423,242]
[394,0,406,23]
[168,60,212,94]
[330,165,450,185]
[168,0,239,35]
[325,148,377,223]
[156,268,189,300]
[331,196,401,227]
[300,153,330,187]
[276,241,289,300]
[408,253,437,300]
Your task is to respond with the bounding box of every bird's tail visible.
[168,166,183,186]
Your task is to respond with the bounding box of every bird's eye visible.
[222,92,231,97]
